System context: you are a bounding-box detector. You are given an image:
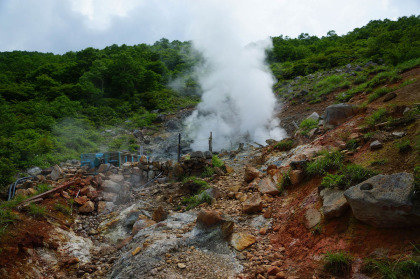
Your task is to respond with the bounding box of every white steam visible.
[184,2,286,151]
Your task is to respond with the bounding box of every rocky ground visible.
[0,66,419,279]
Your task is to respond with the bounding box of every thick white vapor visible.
[184,1,286,151]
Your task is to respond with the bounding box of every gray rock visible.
[383,92,397,102]
[204,151,213,159]
[50,165,63,181]
[27,166,42,176]
[370,140,383,150]
[101,180,121,193]
[355,65,363,71]
[304,208,321,229]
[257,177,279,195]
[320,188,349,219]
[190,151,205,159]
[324,104,360,128]
[133,130,144,139]
[306,112,320,121]
[392,131,406,138]
[344,173,418,227]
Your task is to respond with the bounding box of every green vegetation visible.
[201,166,215,178]
[370,159,388,166]
[35,183,52,195]
[280,170,292,188]
[321,164,377,189]
[362,258,420,279]
[274,139,294,151]
[269,16,420,82]
[27,203,47,217]
[324,251,352,276]
[368,87,394,103]
[54,202,72,215]
[182,176,209,190]
[306,150,344,176]
[366,108,389,127]
[182,191,212,210]
[346,139,359,151]
[0,39,202,190]
[212,155,224,168]
[299,118,318,135]
[396,140,412,153]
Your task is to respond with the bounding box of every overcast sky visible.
[0,0,419,54]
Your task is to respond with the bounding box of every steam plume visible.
[184,2,286,151]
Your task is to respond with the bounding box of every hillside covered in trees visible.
[0,15,419,190]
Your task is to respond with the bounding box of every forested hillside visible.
[0,15,419,190]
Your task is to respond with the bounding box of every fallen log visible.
[18,181,74,209]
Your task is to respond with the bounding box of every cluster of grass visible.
[305,150,344,176]
[362,258,420,279]
[396,140,412,153]
[299,118,318,135]
[201,166,215,178]
[368,87,394,103]
[280,170,292,189]
[181,176,213,210]
[370,159,388,166]
[201,155,225,178]
[310,74,350,102]
[54,202,72,215]
[346,139,359,151]
[182,191,212,210]
[27,203,47,217]
[366,108,389,127]
[35,183,52,195]
[274,139,294,151]
[212,155,224,168]
[324,251,352,276]
[321,164,377,189]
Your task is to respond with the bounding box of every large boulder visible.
[344,173,419,227]
[324,103,360,128]
[257,177,279,195]
[320,188,349,219]
[244,166,260,183]
[242,193,263,214]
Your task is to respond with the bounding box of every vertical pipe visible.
[178,133,181,162]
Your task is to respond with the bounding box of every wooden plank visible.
[18,181,74,208]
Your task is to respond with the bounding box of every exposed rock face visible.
[320,188,349,219]
[242,193,263,214]
[324,103,360,128]
[101,180,121,193]
[244,166,260,183]
[344,173,419,227]
[257,177,279,195]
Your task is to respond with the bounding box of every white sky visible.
[0,0,419,54]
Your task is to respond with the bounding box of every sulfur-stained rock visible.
[79,201,95,213]
[196,210,224,228]
[230,232,256,251]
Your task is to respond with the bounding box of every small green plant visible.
[396,140,412,153]
[54,203,71,215]
[364,131,375,141]
[346,139,359,151]
[324,251,352,276]
[368,87,394,103]
[305,150,344,176]
[274,139,294,151]
[0,195,27,209]
[280,170,292,188]
[35,183,52,195]
[212,155,224,168]
[27,203,47,217]
[311,224,322,235]
[370,159,388,166]
[201,166,215,178]
[363,258,420,279]
[182,191,212,210]
[321,173,344,188]
[299,118,318,135]
[366,108,389,127]
[183,176,209,190]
